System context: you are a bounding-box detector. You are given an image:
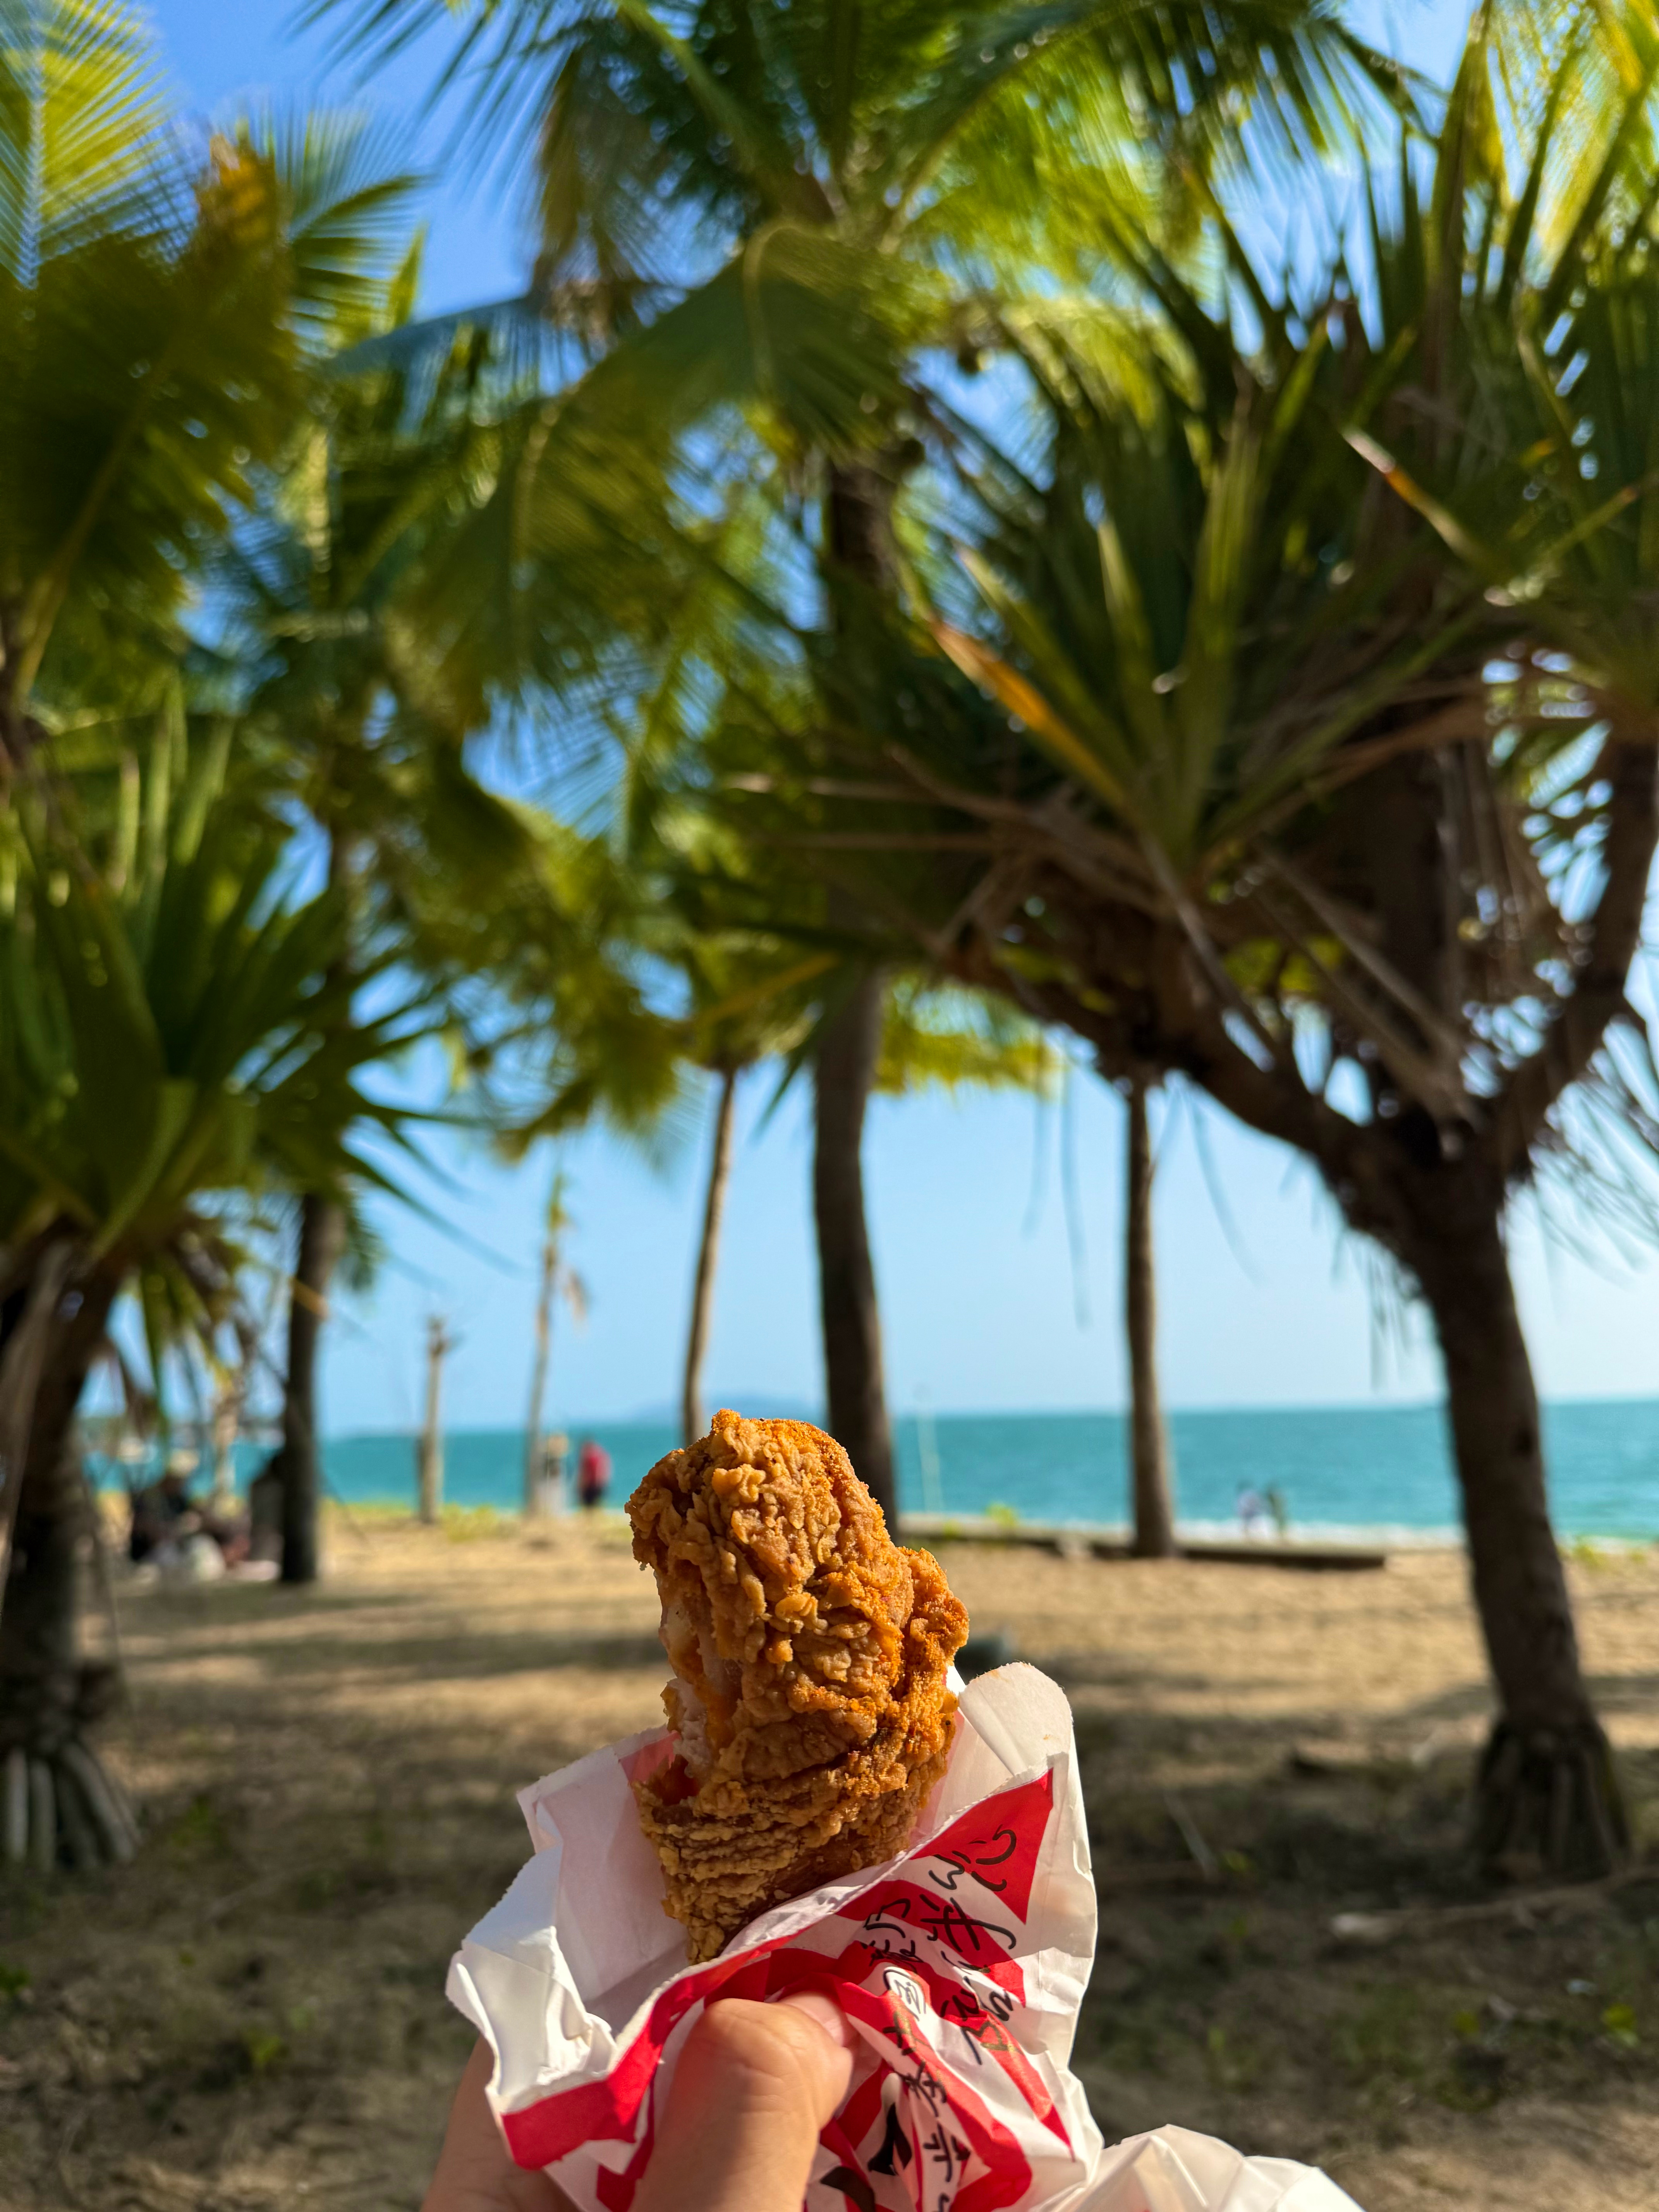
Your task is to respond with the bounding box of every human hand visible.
[422,2041,576,2212]
[424,1993,855,2212]
[634,1992,855,2212]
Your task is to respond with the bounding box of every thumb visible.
[777,1987,859,2090]
[633,1994,855,2212]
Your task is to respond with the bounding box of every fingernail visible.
[780,1989,856,2051]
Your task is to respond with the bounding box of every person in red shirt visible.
[575,1437,610,1511]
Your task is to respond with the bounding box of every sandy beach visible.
[2,1513,1657,2211]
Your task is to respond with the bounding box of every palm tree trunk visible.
[1124,1080,1177,1558]
[816,460,900,1525]
[1405,1175,1626,1876]
[683,1068,739,1447]
[275,1192,347,1586]
[208,1380,240,1515]
[524,1240,556,1516]
[0,1263,135,1870]
[813,972,897,1525]
[0,608,31,773]
[0,1244,76,1587]
[274,822,357,1585]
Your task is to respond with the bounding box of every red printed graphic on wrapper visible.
[498,1769,1065,2211]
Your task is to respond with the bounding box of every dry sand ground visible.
[2,1511,1659,2211]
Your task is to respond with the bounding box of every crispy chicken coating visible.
[627,1410,968,1962]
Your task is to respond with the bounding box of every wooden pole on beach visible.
[524,1235,556,1516]
[417,1316,454,1526]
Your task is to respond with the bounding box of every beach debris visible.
[1410,1725,1449,1769]
[2,1751,24,1865]
[1330,1863,1659,1947]
[1164,1790,1220,1881]
[1095,1859,1218,1892]
[1285,1746,1340,1777]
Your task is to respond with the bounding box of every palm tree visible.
[0,744,418,1868]
[2,2,423,1598]
[647,922,820,1447]
[711,6,1659,1873]
[1,16,415,763]
[219,222,604,1579]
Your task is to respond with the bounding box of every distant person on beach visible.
[1266,1486,1290,1540]
[577,1436,611,1512]
[129,1455,247,1574]
[1236,1485,1269,1540]
[538,1431,570,1516]
[128,1460,199,1563]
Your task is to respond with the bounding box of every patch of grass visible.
[1441,2002,1511,2112]
[1197,1909,1265,1977]
[1338,1984,1510,2113]
[584,1512,635,1547]
[1565,1537,1612,1570]
[1602,2002,1641,2053]
[165,1792,237,1862]
[288,1856,397,1914]
[441,1504,503,1542]
[1203,2023,1267,2094]
[240,2026,288,2076]
[1336,1982,1434,2096]
[1094,2015,1164,2073]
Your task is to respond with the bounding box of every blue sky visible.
[141,0,1659,1436]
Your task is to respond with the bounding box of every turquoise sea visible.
[167,1400,1659,1542]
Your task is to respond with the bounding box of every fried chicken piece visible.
[627,1410,968,1963]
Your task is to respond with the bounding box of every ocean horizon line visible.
[102,1401,1659,1542]
[317,1392,1659,1444]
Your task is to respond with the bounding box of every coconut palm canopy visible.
[0,744,428,1359]
[726,0,1659,1224]
[300,0,1408,705]
[0,0,418,751]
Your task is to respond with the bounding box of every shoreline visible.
[90,1396,1659,1547]
[97,1484,1659,1552]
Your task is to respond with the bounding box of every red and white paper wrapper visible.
[448,1663,1362,2212]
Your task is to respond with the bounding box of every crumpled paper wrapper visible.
[448,1663,1362,2211]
